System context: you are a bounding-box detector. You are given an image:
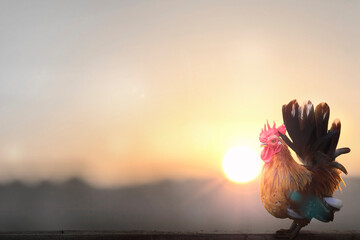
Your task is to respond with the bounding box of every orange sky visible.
[0,0,358,187]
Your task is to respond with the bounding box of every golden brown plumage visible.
[260,139,311,219]
[259,100,350,239]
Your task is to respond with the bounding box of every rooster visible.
[259,100,350,239]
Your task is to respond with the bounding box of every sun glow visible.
[222,145,261,183]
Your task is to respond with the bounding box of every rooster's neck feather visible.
[262,141,312,195]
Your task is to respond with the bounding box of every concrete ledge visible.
[0,231,359,240]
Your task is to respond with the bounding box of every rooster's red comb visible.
[259,121,286,142]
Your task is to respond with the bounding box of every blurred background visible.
[0,0,359,232]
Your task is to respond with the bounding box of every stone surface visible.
[0,231,359,240]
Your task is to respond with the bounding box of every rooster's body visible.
[259,100,350,239]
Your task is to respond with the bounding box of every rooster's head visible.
[259,121,286,163]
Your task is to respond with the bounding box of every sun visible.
[222,145,261,183]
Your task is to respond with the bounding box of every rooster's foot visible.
[275,229,290,235]
[275,232,296,239]
[275,221,302,239]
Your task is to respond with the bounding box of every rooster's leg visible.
[275,220,308,239]
[287,223,302,240]
[275,221,297,235]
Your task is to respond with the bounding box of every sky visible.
[0,0,359,187]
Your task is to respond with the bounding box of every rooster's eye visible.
[271,139,277,143]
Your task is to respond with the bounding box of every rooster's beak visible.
[260,143,267,147]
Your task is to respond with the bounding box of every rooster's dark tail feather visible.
[279,100,350,173]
